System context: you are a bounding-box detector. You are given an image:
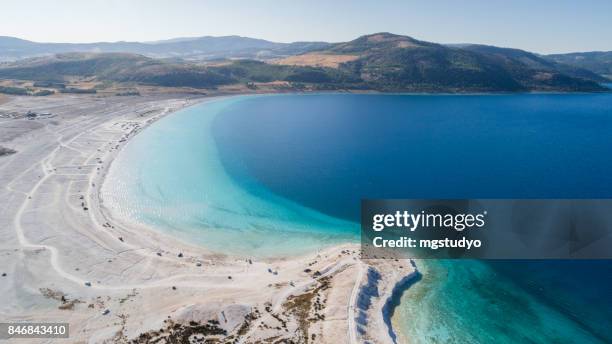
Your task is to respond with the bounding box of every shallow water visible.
[392,260,612,343]
[101,97,357,257]
[103,93,612,343]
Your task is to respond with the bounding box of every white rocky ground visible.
[0,94,414,343]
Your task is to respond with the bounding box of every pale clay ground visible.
[0,94,415,343]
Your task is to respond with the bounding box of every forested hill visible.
[0,33,608,93]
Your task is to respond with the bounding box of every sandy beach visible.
[0,93,414,343]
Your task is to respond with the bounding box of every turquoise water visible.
[393,260,611,343]
[101,97,356,257]
[103,93,612,343]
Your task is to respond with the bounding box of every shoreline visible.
[0,92,414,343]
[91,93,422,342]
[382,261,422,344]
[93,93,417,342]
[92,96,223,259]
[96,94,357,259]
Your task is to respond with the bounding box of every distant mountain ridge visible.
[457,44,609,83]
[1,34,610,80]
[0,33,609,93]
[0,35,331,61]
[546,51,612,79]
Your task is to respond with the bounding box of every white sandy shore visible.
[0,93,414,343]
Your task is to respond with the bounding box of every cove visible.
[101,96,358,257]
[103,93,612,343]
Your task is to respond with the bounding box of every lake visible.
[102,93,612,343]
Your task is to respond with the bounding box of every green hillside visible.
[321,33,606,92]
[0,34,608,93]
[546,51,612,79]
[0,53,356,89]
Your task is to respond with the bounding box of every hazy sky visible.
[1,0,611,54]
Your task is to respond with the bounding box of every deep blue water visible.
[212,94,612,343]
[213,94,612,220]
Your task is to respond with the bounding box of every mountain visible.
[0,53,236,88]
[0,33,608,93]
[458,44,609,83]
[0,52,358,89]
[274,33,606,92]
[0,35,330,61]
[545,51,612,79]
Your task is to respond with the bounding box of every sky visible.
[1,0,611,54]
